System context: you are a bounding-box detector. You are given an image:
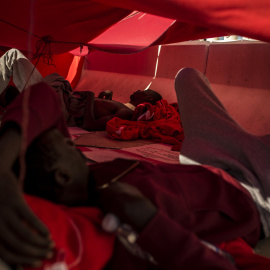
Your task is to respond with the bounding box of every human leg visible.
[175,68,252,174]
[0,49,43,94]
[174,67,270,236]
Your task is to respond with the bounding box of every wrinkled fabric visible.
[106,100,184,150]
[44,73,94,127]
[91,160,261,270]
[1,0,270,55]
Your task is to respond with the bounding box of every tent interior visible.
[1,0,270,269]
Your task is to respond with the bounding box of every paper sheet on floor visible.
[82,143,180,164]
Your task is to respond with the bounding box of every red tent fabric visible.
[0,0,270,55]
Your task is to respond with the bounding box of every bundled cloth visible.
[106,99,184,151]
[217,237,270,270]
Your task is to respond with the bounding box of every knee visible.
[174,67,200,95]
[175,67,201,84]
[5,48,22,60]
[6,48,19,55]
[174,67,210,93]
[8,48,19,53]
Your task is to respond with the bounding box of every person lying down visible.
[0,48,162,131]
[0,68,270,270]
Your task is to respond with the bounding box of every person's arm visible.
[82,93,133,131]
[83,110,133,131]
[98,90,113,100]
[97,181,157,232]
[98,181,238,270]
[0,124,54,267]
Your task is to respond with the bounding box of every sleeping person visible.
[0,48,162,131]
[0,68,270,269]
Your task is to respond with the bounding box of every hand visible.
[97,181,157,232]
[0,171,54,267]
[98,90,113,100]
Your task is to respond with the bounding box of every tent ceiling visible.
[1,0,269,55]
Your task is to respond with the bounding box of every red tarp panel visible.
[70,12,175,55]
[1,0,270,55]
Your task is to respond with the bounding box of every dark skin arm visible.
[97,181,157,232]
[98,90,113,100]
[0,124,54,267]
[82,92,133,131]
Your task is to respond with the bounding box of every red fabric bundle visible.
[106,99,184,151]
[132,99,180,122]
[24,195,115,270]
[218,238,270,270]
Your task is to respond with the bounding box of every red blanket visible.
[106,99,184,151]
[218,238,270,270]
[24,195,115,270]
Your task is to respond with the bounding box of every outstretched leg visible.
[175,67,270,237]
[0,49,43,94]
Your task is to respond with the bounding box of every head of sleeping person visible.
[23,128,95,206]
[129,89,162,107]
